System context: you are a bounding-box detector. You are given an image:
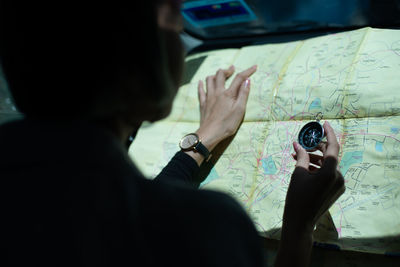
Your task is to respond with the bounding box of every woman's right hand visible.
[284,121,345,231]
[275,121,345,267]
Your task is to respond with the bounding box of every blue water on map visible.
[262,156,277,175]
[375,141,383,152]
[339,151,363,175]
[200,167,219,187]
[391,127,399,134]
[309,97,322,111]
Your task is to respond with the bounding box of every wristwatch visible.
[179,133,211,160]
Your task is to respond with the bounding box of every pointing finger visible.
[197,80,206,107]
[206,75,216,95]
[229,65,257,97]
[215,65,235,90]
[236,79,251,109]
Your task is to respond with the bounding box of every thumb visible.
[293,142,309,169]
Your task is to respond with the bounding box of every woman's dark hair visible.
[0,1,169,119]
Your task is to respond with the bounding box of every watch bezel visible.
[179,133,200,151]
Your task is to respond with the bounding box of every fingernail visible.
[293,142,298,152]
[244,79,250,89]
[253,65,258,70]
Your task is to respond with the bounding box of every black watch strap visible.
[194,141,211,160]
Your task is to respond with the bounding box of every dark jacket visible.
[0,119,264,266]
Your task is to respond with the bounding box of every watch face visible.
[180,133,199,150]
[298,121,324,150]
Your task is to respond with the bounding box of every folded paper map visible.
[130,27,400,254]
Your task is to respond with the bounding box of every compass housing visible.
[298,121,324,151]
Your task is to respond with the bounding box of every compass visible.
[298,112,324,150]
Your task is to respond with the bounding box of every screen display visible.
[182,0,256,28]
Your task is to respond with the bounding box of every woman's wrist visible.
[182,127,222,166]
[275,219,314,267]
[281,220,314,242]
[282,210,315,236]
[195,126,223,152]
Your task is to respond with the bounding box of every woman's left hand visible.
[196,65,257,152]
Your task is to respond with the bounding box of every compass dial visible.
[298,121,324,150]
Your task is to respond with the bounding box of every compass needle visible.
[298,113,324,151]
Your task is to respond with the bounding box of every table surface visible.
[262,238,399,267]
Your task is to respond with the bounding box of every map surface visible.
[130,27,400,254]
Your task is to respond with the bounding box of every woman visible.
[0,1,344,266]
